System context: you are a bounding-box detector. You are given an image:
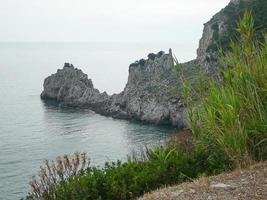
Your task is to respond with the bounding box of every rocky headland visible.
[41,0,265,128]
[41,49,187,127]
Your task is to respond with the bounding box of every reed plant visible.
[183,11,267,167]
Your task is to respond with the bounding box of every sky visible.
[0,0,230,43]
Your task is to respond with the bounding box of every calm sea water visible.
[0,42,185,199]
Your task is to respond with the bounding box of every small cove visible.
[0,42,178,199]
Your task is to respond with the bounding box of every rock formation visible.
[196,0,257,74]
[41,50,187,128]
[196,1,231,73]
[42,0,266,127]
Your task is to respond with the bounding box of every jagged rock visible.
[196,3,228,74]
[41,63,107,107]
[41,50,187,128]
[196,0,261,75]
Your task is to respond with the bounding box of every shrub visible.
[26,142,230,200]
[147,53,156,60]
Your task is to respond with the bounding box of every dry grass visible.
[138,161,267,200]
[29,152,90,199]
[168,129,194,154]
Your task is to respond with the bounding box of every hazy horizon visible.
[0,0,230,60]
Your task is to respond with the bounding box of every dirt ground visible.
[138,161,267,200]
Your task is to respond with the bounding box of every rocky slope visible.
[41,50,187,127]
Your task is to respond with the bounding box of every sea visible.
[0,42,193,199]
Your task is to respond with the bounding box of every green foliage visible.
[26,142,230,200]
[186,12,267,167]
[207,0,267,53]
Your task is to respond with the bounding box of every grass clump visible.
[184,11,267,167]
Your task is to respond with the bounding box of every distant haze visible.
[0,0,230,60]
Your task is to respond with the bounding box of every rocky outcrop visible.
[196,0,252,74]
[196,3,229,73]
[41,50,187,128]
[41,63,108,106]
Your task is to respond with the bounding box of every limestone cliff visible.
[41,50,187,127]
[196,0,266,73]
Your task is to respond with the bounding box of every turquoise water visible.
[0,43,176,199]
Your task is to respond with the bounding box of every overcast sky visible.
[0,0,230,43]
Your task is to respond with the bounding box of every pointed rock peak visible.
[169,48,173,56]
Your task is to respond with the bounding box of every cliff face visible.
[41,50,187,127]
[196,0,266,73]
[196,0,234,73]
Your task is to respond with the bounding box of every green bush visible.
[26,142,230,200]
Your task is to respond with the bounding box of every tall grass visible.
[184,11,267,167]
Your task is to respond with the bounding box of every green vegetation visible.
[185,11,267,167]
[25,12,266,200]
[26,144,229,200]
[207,0,267,52]
[130,51,165,67]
